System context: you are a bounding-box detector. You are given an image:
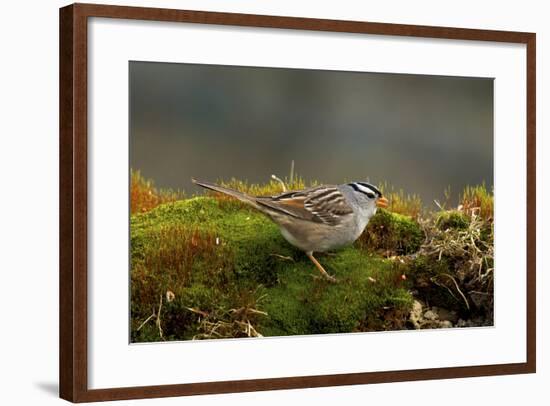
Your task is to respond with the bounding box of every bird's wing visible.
[256,185,354,226]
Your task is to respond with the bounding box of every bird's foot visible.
[306,252,338,284]
[311,273,338,283]
[326,274,338,283]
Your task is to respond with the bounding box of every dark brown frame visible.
[60,3,536,402]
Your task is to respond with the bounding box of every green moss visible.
[259,248,412,335]
[130,198,415,341]
[436,210,469,230]
[164,284,222,340]
[359,209,423,255]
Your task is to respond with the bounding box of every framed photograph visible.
[59,3,536,402]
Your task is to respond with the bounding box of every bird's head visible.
[347,182,389,215]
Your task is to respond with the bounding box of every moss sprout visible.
[130,168,183,214]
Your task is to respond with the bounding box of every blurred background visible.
[130,61,493,206]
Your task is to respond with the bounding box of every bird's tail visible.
[191,179,260,209]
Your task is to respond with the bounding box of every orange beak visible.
[376,196,389,208]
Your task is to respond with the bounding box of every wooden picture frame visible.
[59,3,536,402]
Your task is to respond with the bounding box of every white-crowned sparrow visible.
[192,179,389,282]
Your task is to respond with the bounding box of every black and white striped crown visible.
[348,182,382,198]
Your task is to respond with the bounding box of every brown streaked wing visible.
[303,186,354,225]
[257,185,353,225]
[255,194,315,222]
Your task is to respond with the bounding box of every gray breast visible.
[276,215,360,253]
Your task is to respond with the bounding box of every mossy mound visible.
[436,210,469,230]
[359,209,423,255]
[131,197,414,341]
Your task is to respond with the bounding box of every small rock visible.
[419,319,440,329]
[456,318,479,328]
[431,306,459,324]
[438,320,453,328]
[423,310,439,320]
[411,300,423,316]
[409,300,423,329]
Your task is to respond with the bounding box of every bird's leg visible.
[306,252,337,283]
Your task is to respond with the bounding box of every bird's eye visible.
[349,182,378,199]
